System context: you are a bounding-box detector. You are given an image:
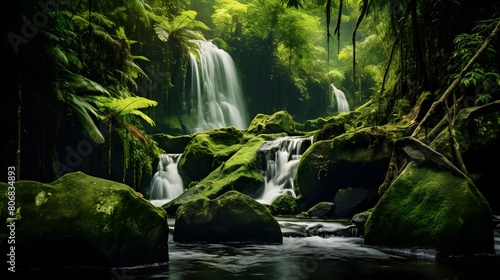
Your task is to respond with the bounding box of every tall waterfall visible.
[149,154,184,207]
[331,84,350,113]
[256,136,313,205]
[188,40,249,133]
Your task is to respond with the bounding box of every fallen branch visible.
[411,19,500,138]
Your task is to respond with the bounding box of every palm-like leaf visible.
[67,73,112,96]
[68,95,106,143]
[129,110,155,126]
[92,96,157,124]
[154,10,209,43]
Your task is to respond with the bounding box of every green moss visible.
[0,172,170,268]
[178,126,251,182]
[247,111,296,134]
[305,202,335,218]
[269,195,302,216]
[174,190,282,244]
[364,162,493,254]
[165,136,270,215]
[152,133,195,153]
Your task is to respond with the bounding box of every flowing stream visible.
[149,154,184,207]
[106,217,500,279]
[256,136,313,205]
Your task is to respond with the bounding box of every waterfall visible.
[188,40,249,133]
[149,154,184,207]
[331,84,350,113]
[256,136,313,205]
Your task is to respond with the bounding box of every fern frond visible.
[154,25,170,42]
[69,95,105,144]
[125,0,150,26]
[87,12,115,30]
[93,96,157,117]
[67,73,111,96]
[51,46,69,67]
[130,110,156,126]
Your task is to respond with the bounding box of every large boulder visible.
[173,190,282,244]
[152,133,195,153]
[178,126,250,183]
[364,161,493,255]
[296,126,407,207]
[247,110,296,134]
[0,172,169,270]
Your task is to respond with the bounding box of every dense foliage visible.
[2,0,499,188]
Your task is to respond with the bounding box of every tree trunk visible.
[411,19,500,138]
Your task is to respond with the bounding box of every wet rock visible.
[163,136,268,215]
[178,126,249,183]
[364,161,494,255]
[0,172,169,269]
[174,190,282,244]
[351,208,373,236]
[334,187,378,218]
[296,126,404,207]
[304,202,335,218]
[247,110,296,134]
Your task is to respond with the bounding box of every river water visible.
[23,217,500,279]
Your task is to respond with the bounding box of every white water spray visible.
[331,84,350,113]
[256,136,313,205]
[149,154,184,207]
[188,40,249,133]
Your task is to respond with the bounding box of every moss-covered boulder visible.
[152,133,195,153]
[314,120,347,141]
[351,208,373,237]
[303,202,336,218]
[364,162,493,255]
[173,190,282,244]
[296,126,407,207]
[164,136,271,215]
[178,126,250,183]
[0,172,169,269]
[268,194,308,216]
[247,110,296,134]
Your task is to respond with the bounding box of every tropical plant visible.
[90,96,158,174]
[451,18,500,105]
[152,10,209,114]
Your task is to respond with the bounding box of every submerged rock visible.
[0,172,169,269]
[364,162,493,256]
[174,190,282,244]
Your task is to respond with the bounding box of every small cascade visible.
[331,84,350,113]
[187,40,249,133]
[149,154,184,207]
[256,136,313,205]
